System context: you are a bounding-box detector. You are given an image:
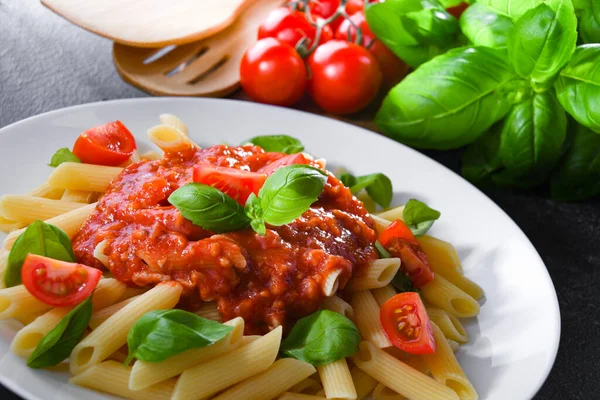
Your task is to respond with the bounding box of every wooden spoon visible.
[41,0,257,48]
[113,0,285,97]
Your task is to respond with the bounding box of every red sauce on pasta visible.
[72,145,377,333]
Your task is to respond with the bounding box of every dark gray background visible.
[1,1,599,399]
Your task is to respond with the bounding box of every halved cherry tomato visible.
[193,164,267,205]
[257,153,311,175]
[72,121,136,166]
[380,292,436,354]
[22,254,102,307]
[258,7,332,48]
[447,2,469,19]
[378,219,417,247]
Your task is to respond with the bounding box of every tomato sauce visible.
[72,145,377,333]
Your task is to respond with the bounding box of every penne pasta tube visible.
[195,302,221,321]
[118,286,148,301]
[370,215,391,235]
[323,268,343,296]
[148,124,198,153]
[91,278,127,311]
[351,291,391,348]
[353,341,459,400]
[376,205,405,222]
[159,113,189,135]
[212,358,316,400]
[317,358,357,400]
[3,202,97,251]
[0,285,53,320]
[351,366,378,400]
[0,195,86,225]
[421,275,480,318]
[417,235,463,274]
[70,282,182,375]
[289,377,323,395]
[172,326,282,400]
[11,307,71,357]
[89,296,138,329]
[48,162,122,192]
[426,308,469,344]
[373,383,407,400]
[447,339,460,352]
[140,150,162,161]
[322,295,355,320]
[61,189,98,203]
[372,284,398,307]
[347,259,401,292]
[128,317,245,390]
[28,182,65,199]
[423,323,478,400]
[279,394,327,400]
[0,252,8,289]
[70,360,175,400]
[0,216,24,234]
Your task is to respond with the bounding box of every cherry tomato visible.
[335,11,409,88]
[193,164,266,205]
[447,2,469,19]
[22,254,102,307]
[72,121,137,166]
[310,0,344,30]
[258,7,332,48]
[257,153,311,175]
[240,38,307,107]
[345,0,380,15]
[380,293,436,355]
[379,219,417,247]
[307,40,382,115]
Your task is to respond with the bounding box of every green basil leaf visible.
[574,0,600,44]
[280,310,360,366]
[169,183,250,233]
[245,193,267,236]
[391,271,422,295]
[461,122,504,186]
[401,2,460,46]
[349,174,393,208]
[555,44,600,133]
[337,173,357,188]
[402,199,441,236]
[258,165,327,226]
[439,0,466,6]
[125,310,233,364]
[497,91,567,187]
[27,297,92,368]
[375,240,392,258]
[48,148,81,168]
[551,123,600,201]
[376,46,516,150]
[477,0,544,19]
[5,220,75,287]
[460,3,514,48]
[244,135,304,154]
[507,0,577,84]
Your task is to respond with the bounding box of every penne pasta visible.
[129,317,246,390]
[0,216,24,234]
[118,285,148,301]
[447,339,460,352]
[373,383,407,400]
[353,341,459,400]
[11,307,71,358]
[351,366,378,400]
[317,358,357,400]
[89,296,138,329]
[48,162,122,192]
[172,326,282,400]
[0,285,53,320]
[140,150,162,161]
[351,291,391,348]
[61,189,98,203]
[70,360,175,400]
[279,394,327,400]
[322,268,343,296]
[372,284,398,307]
[421,275,480,318]
[417,235,463,274]
[212,358,316,400]
[0,195,86,225]
[426,308,469,344]
[195,302,221,321]
[28,182,65,199]
[289,377,323,395]
[147,124,198,153]
[159,113,189,135]
[0,251,8,289]
[370,214,391,235]
[423,323,478,400]
[347,258,401,292]
[376,205,405,222]
[70,282,182,375]
[322,295,355,320]
[91,278,127,311]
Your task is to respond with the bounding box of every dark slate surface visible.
[1,1,599,399]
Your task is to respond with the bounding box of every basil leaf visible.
[460,3,514,48]
[280,310,360,366]
[169,183,250,233]
[245,135,304,154]
[376,46,516,150]
[551,123,600,201]
[125,310,233,364]
[507,0,577,84]
[392,271,422,296]
[497,91,567,187]
[48,148,81,167]
[400,1,460,46]
[574,0,600,44]
[461,122,504,186]
[375,240,392,258]
[555,45,600,133]
[5,220,75,287]
[337,173,356,188]
[257,165,327,226]
[477,0,544,19]
[245,193,267,236]
[402,199,441,236]
[27,297,92,368]
[350,174,393,208]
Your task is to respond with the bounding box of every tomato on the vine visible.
[335,11,409,88]
[309,0,344,30]
[258,7,332,48]
[345,0,380,15]
[307,40,382,115]
[240,38,307,107]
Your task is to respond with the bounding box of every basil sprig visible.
[245,135,304,154]
[125,310,233,364]
[338,172,393,208]
[402,199,441,236]
[5,220,75,287]
[169,165,327,236]
[280,310,360,366]
[49,148,81,167]
[27,296,92,368]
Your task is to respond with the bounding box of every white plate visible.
[0,98,560,400]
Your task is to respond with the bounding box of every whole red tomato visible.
[240,38,307,106]
[310,0,344,30]
[345,0,380,15]
[335,11,409,88]
[258,7,332,48]
[307,40,382,115]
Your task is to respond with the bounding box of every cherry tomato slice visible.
[258,7,332,48]
[257,153,311,175]
[193,164,267,205]
[379,219,417,247]
[22,254,102,307]
[72,121,137,166]
[380,292,436,354]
